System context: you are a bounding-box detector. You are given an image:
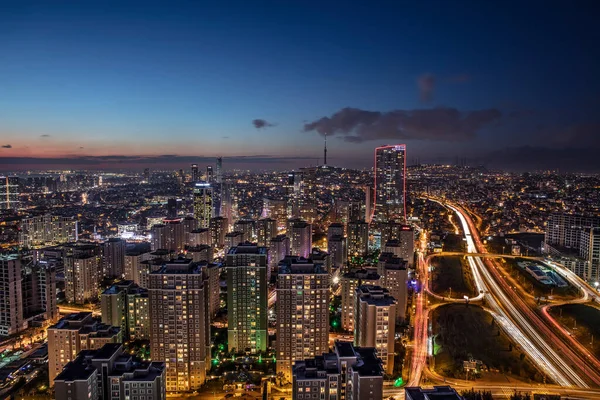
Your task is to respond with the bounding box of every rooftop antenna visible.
[324,132,328,166]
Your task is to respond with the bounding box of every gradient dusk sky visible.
[1,1,599,171]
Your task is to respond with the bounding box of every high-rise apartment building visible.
[64,253,101,304]
[225,231,246,253]
[101,281,149,340]
[262,197,288,231]
[276,257,329,382]
[54,343,166,400]
[234,220,255,242]
[378,253,408,322]
[226,244,268,354]
[373,145,406,223]
[0,254,24,336]
[354,285,397,374]
[186,244,213,263]
[206,165,214,183]
[340,270,380,332]
[150,218,197,253]
[256,218,277,247]
[383,227,414,267]
[191,163,199,182]
[199,261,221,317]
[327,223,344,240]
[187,228,211,247]
[216,157,222,184]
[347,221,369,258]
[289,219,312,258]
[580,227,600,281]
[209,216,229,248]
[102,238,126,278]
[48,312,121,384]
[193,182,213,228]
[0,176,19,210]
[148,258,211,391]
[19,214,78,248]
[269,234,290,281]
[328,235,346,269]
[124,250,152,284]
[22,262,58,324]
[545,213,600,251]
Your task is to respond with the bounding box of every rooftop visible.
[227,243,268,255]
[405,386,463,400]
[353,347,384,377]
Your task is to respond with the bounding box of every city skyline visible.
[2,1,600,172]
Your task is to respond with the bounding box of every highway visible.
[407,228,430,387]
[449,202,600,388]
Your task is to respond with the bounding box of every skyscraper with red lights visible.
[373,145,406,222]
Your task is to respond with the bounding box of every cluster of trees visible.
[435,305,543,382]
[461,390,545,400]
[461,389,493,400]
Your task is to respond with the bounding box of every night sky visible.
[1,1,599,171]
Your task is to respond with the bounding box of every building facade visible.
[148,258,211,391]
[54,343,166,400]
[373,145,406,223]
[276,257,329,383]
[0,254,24,336]
[48,312,121,384]
[226,244,268,353]
[19,214,78,248]
[354,285,396,374]
[193,182,213,228]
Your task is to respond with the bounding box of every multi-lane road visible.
[407,197,600,395]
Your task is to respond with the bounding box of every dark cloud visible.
[1,144,12,148]
[222,136,230,139]
[80,146,84,149]
[303,107,501,143]
[40,134,51,138]
[252,119,276,129]
[417,74,436,102]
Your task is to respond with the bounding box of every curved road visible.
[450,202,600,387]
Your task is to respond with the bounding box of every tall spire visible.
[324,132,327,166]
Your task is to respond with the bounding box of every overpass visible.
[429,250,542,260]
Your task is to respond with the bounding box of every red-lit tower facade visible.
[373,145,406,223]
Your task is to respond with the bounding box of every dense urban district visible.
[1,145,600,400]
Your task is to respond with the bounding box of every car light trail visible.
[448,204,588,388]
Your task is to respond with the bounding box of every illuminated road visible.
[407,242,430,387]
[449,203,600,388]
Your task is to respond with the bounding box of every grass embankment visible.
[431,256,475,299]
[432,304,545,383]
[549,304,600,359]
[443,233,466,252]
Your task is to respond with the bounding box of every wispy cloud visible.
[1,144,12,149]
